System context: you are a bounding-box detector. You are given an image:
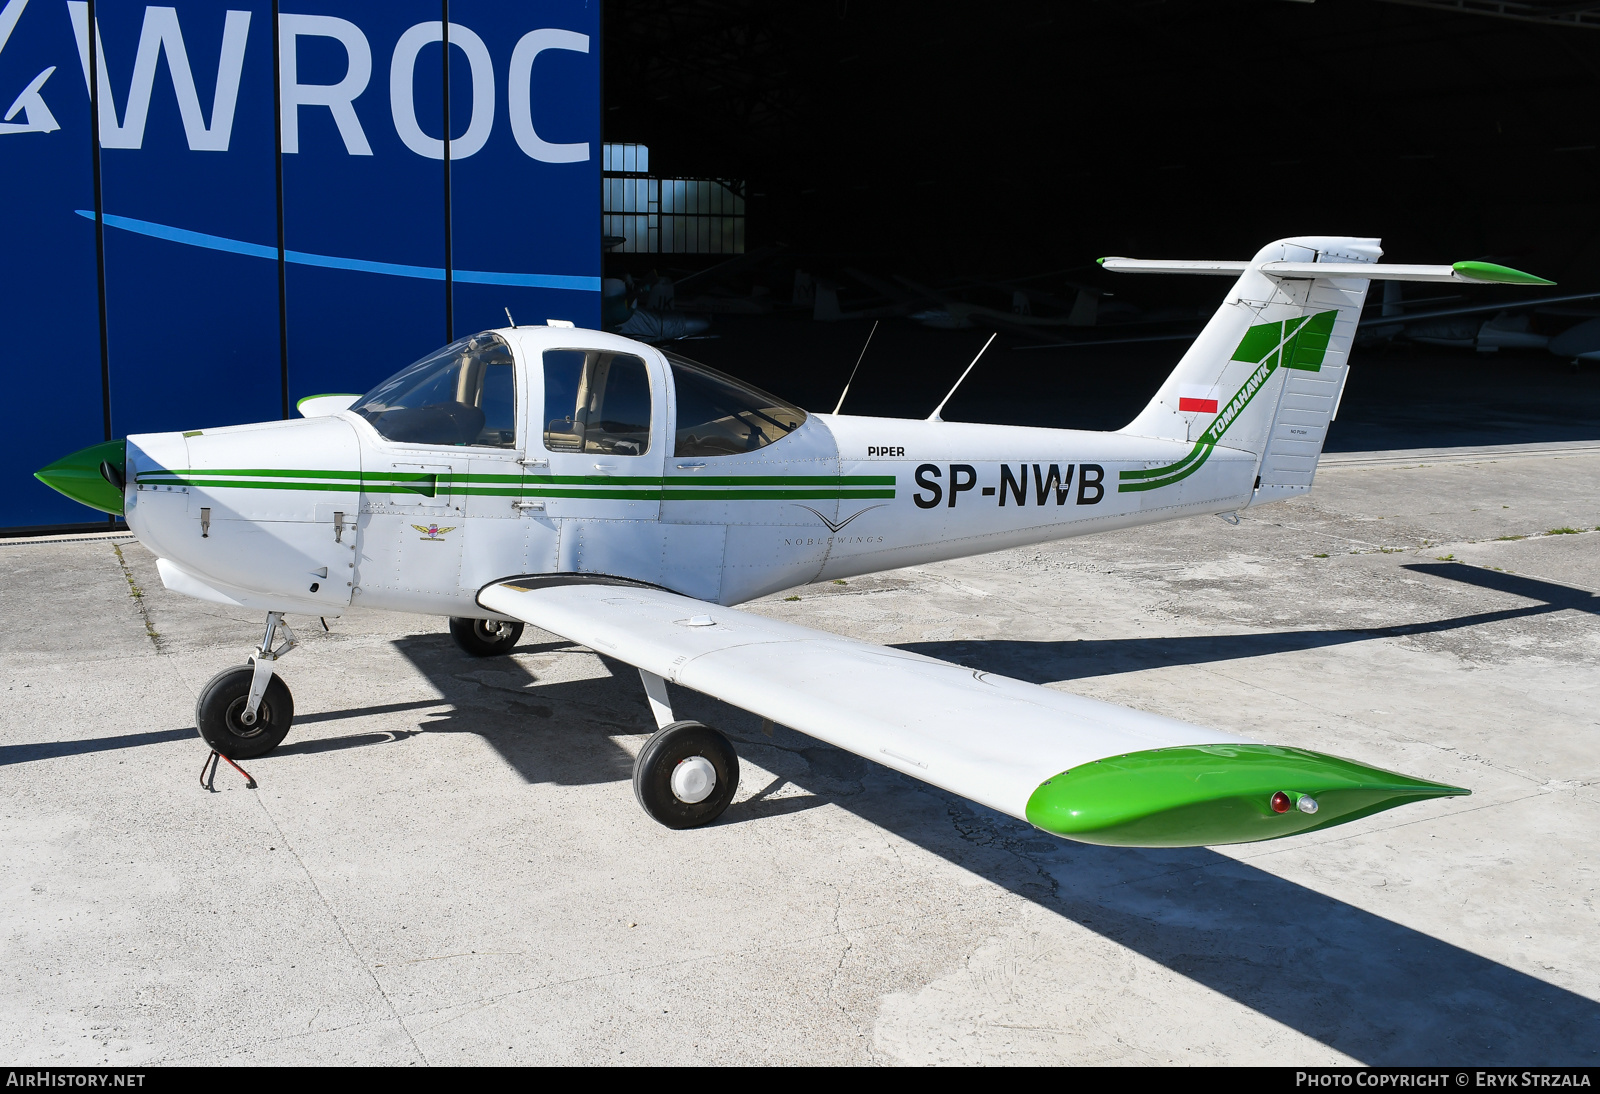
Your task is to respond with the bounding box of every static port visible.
[1270,791,1291,814]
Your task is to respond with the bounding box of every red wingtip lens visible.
[1270,791,1292,814]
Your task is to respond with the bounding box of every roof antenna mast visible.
[832,320,879,415]
[927,332,998,422]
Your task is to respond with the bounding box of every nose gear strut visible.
[242,612,297,725]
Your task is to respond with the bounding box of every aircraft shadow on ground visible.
[0,726,195,766]
[272,729,417,757]
[381,620,1599,1065]
[897,581,1594,684]
[1402,562,1599,615]
[388,635,647,786]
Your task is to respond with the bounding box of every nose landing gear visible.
[195,612,297,760]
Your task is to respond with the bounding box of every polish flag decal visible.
[1178,384,1218,414]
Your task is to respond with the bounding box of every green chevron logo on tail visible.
[1118,309,1338,493]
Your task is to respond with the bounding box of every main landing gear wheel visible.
[633,721,740,829]
[449,617,524,657]
[195,665,294,760]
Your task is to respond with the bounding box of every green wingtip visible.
[35,439,127,515]
[1453,260,1554,286]
[1096,257,1107,265]
[1026,743,1468,848]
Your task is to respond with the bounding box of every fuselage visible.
[122,326,1260,617]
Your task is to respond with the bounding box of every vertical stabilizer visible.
[1114,236,1378,505]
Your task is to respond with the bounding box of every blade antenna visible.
[504,307,517,328]
[832,319,879,415]
[927,332,997,422]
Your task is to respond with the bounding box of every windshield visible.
[351,333,517,447]
[665,351,807,457]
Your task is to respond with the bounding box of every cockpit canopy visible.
[351,333,516,448]
[349,332,808,458]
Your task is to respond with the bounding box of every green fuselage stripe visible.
[1118,440,1209,482]
[1117,443,1215,492]
[135,468,897,502]
[661,488,895,500]
[138,469,891,485]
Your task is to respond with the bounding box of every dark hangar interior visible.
[597,0,1600,447]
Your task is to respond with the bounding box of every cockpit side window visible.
[542,349,653,456]
[351,333,517,448]
[665,351,807,458]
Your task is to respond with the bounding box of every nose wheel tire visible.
[633,721,740,829]
[449,616,525,657]
[195,665,294,760]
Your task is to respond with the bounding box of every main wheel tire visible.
[449,617,524,657]
[195,665,294,760]
[633,721,740,829]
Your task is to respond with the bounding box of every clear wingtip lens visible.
[1297,795,1320,815]
[1270,791,1291,814]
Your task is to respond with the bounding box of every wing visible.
[411,525,431,534]
[478,578,1466,846]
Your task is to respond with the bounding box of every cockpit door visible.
[530,342,665,522]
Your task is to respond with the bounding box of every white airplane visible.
[37,236,1551,845]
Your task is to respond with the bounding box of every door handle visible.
[592,463,618,471]
[675,462,707,471]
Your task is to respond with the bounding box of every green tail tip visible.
[1453,260,1554,286]
[1026,743,1468,848]
[35,439,127,515]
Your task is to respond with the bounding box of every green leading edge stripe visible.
[1118,309,1337,494]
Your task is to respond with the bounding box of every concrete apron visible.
[0,444,1596,1065]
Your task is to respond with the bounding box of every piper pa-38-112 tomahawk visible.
[37,236,1553,844]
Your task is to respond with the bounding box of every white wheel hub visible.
[671,755,717,804]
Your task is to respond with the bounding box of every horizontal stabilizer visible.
[1100,256,1552,285]
[1097,258,1248,276]
[1260,260,1553,285]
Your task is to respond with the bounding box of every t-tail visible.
[1106,235,1552,506]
